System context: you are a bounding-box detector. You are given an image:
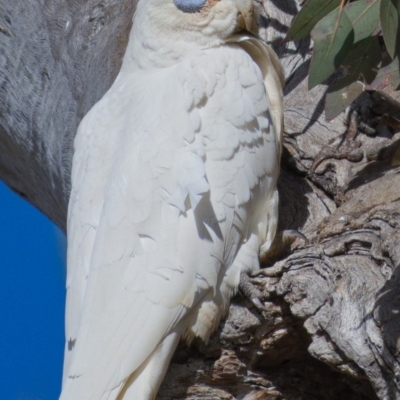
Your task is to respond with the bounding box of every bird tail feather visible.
[115,330,181,400]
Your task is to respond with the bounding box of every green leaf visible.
[342,36,382,83]
[344,0,380,42]
[380,0,400,59]
[309,7,354,89]
[324,37,381,119]
[286,0,341,41]
[325,77,364,120]
[367,58,400,90]
[325,36,381,120]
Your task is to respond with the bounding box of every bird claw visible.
[282,229,308,245]
[249,296,267,311]
[255,259,286,277]
[239,272,267,312]
[260,228,308,262]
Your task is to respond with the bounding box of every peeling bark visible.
[1,0,399,399]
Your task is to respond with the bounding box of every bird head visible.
[137,0,257,45]
[173,0,255,33]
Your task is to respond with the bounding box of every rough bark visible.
[1,0,399,399]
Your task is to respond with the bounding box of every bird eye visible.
[173,0,207,13]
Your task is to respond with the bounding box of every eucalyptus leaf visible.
[342,36,382,83]
[367,58,400,90]
[325,78,364,120]
[286,0,341,41]
[309,7,354,89]
[380,0,400,59]
[325,37,381,119]
[344,0,380,43]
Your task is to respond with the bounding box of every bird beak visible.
[233,0,255,33]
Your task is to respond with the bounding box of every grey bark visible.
[1,0,399,399]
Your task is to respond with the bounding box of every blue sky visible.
[0,181,66,400]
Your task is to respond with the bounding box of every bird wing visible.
[62,41,281,400]
[229,35,284,156]
[63,91,124,380]
[63,65,215,399]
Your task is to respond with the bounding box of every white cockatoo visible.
[60,0,284,398]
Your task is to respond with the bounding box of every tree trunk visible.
[1,0,399,399]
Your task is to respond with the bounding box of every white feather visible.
[61,0,284,398]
